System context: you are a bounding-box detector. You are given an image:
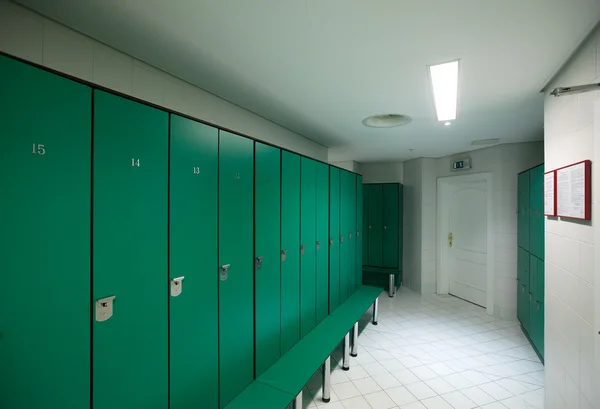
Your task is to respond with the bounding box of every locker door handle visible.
[220,264,230,281]
[368,225,372,229]
[357,231,359,237]
[316,241,320,251]
[340,235,344,243]
[300,245,305,255]
[256,256,264,270]
[384,225,387,230]
[521,285,525,293]
[535,301,540,310]
[281,250,288,262]
[349,233,352,240]
[529,293,532,301]
[171,276,185,297]
[96,296,116,322]
[329,238,333,246]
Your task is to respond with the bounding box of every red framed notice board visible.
[544,170,557,216]
[556,160,592,220]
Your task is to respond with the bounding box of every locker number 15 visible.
[32,144,46,155]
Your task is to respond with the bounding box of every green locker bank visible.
[362,183,403,289]
[517,164,545,360]
[0,53,366,409]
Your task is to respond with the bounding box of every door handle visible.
[220,264,230,281]
[535,301,540,310]
[256,256,264,270]
[171,276,185,297]
[448,232,453,248]
[96,296,116,322]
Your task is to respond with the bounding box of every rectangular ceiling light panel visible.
[429,60,459,121]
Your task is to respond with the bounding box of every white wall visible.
[0,0,327,161]
[360,161,404,183]
[401,159,423,292]
[330,160,360,173]
[543,24,600,409]
[402,143,544,318]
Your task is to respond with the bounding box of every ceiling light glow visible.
[429,60,459,121]
[444,122,451,126]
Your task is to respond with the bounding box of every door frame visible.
[436,172,495,315]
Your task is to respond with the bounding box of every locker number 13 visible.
[32,144,46,155]
[131,158,140,167]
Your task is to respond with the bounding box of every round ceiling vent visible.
[362,114,412,128]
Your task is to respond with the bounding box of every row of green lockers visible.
[0,55,365,409]
[516,164,545,359]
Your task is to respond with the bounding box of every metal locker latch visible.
[369,225,372,229]
[329,238,333,246]
[301,245,305,255]
[529,293,532,301]
[349,233,352,240]
[96,296,116,322]
[316,241,320,251]
[357,231,359,237]
[256,256,264,270]
[220,264,230,281]
[384,225,387,230]
[340,235,344,243]
[171,276,185,297]
[281,250,288,262]
[521,286,525,293]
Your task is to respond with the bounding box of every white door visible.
[447,179,488,307]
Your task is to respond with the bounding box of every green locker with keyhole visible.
[170,116,219,409]
[0,55,91,409]
[529,166,544,260]
[348,172,357,293]
[315,162,330,324]
[329,167,341,313]
[356,176,364,294]
[218,131,254,408]
[300,157,317,337]
[93,90,169,409]
[281,151,301,354]
[255,142,282,377]
[339,170,350,302]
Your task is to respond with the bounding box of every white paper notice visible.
[557,162,586,219]
[544,172,555,216]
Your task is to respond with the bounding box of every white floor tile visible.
[460,386,495,406]
[440,390,478,409]
[398,401,426,409]
[424,378,456,395]
[420,396,454,409]
[392,369,421,385]
[332,381,362,400]
[363,362,389,376]
[405,381,437,400]
[410,366,438,381]
[340,395,372,409]
[372,372,402,389]
[346,365,372,381]
[386,386,419,406]
[331,369,351,385]
[353,377,382,395]
[363,390,397,409]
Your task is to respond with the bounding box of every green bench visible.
[362,266,402,297]
[224,285,383,409]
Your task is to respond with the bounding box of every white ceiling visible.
[17,0,600,162]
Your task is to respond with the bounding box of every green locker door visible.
[535,258,545,357]
[300,157,317,337]
[398,185,404,271]
[368,184,383,267]
[356,176,364,289]
[382,184,400,269]
[255,142,281,377]
[170,116,218,409]
[339,171,350,302]
[528,254,538,341]
[315,162,329,324]
[348,174,357,293]
[93,91,168,409]
[517,171,530,251]
[516,247,530,330]
[281,151,301,354]
[329,167,341,313]
[362,183,370,267]
[529,166,544,260]
[219,131,254,407]
[0,56,91,409]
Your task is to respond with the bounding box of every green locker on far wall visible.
[517,164,545,360]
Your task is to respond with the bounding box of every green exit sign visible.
[451,158,471,171]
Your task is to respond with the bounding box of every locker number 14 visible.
[131,158,140,167]
[32,144,46,155]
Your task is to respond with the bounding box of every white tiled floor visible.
[301,288,544,409]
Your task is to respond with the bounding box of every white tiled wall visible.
[543,23,600,409]
[0,0,327,161]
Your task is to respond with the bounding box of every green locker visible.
[339,171,350,302]
[382,184,400,269]
[517,171,530,251]
[218,131,254,407]
[329,167,341,313]
[356,176,364,289]
[528,254,538,347]
[315,162,330,324]
[517,247,530,331]
[281,151,301,354]
[368,184,383,266]
[529,166,544,259]
[348,173,357,293]
[362,183,370,266]
[170,116,218,409]
[535,258,545,357]
[93,91,168,409]
[0,56,91,409]
[300,157,317,337]
[255,142,282,377]
[398,185,404,270]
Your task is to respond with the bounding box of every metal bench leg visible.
[372,298,379,325]
[342,332,350,371]
[322,356,331,402]
[351,321,359,357]
[294,390,302,409]
[388,273,394,297]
